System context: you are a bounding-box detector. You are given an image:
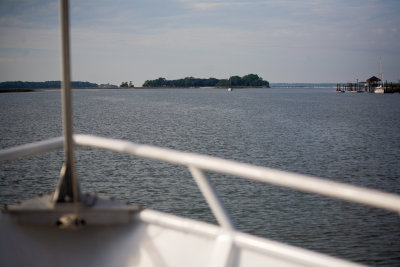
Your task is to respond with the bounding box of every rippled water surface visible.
[1,88,399,266]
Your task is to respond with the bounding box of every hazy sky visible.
[0,0,399,86]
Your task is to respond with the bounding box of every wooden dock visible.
[336,83,400,93]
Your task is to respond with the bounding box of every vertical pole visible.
[53,0,80,203]
[356,79,358,91]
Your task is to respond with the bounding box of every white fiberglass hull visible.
[0,208,363,267]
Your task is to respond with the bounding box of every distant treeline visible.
[143,74,269,88]
[0,81,98,89]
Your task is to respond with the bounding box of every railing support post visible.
[189,166,235,230]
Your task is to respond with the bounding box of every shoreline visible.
[0,89,36,93]
[0,86,271,92]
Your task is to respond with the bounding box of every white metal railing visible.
[1,134,400,229]
[0,137,63,161]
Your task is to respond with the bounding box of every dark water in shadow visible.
[1,88,399,265]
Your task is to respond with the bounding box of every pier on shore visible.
[336,82,400,93]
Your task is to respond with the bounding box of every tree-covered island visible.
[0,74,269,91]
[143,74,269,88]
[0,81,98,90]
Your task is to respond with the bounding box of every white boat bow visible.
[1,134,400,266]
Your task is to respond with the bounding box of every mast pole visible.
[380,57,384,88]
[54,0,80,203]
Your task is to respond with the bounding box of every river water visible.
[1,88,399,265]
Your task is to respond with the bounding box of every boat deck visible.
[0,208,363,267]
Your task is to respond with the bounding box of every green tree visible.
[230,76,242,86]
[216,79,229,87]
[143,77,167,87]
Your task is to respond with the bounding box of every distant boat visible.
[375,85,385,94]
[375,59,385,94]
[228,76,232,91]
[375,85,384,94]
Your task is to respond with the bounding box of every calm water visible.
[1,88,399,266]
